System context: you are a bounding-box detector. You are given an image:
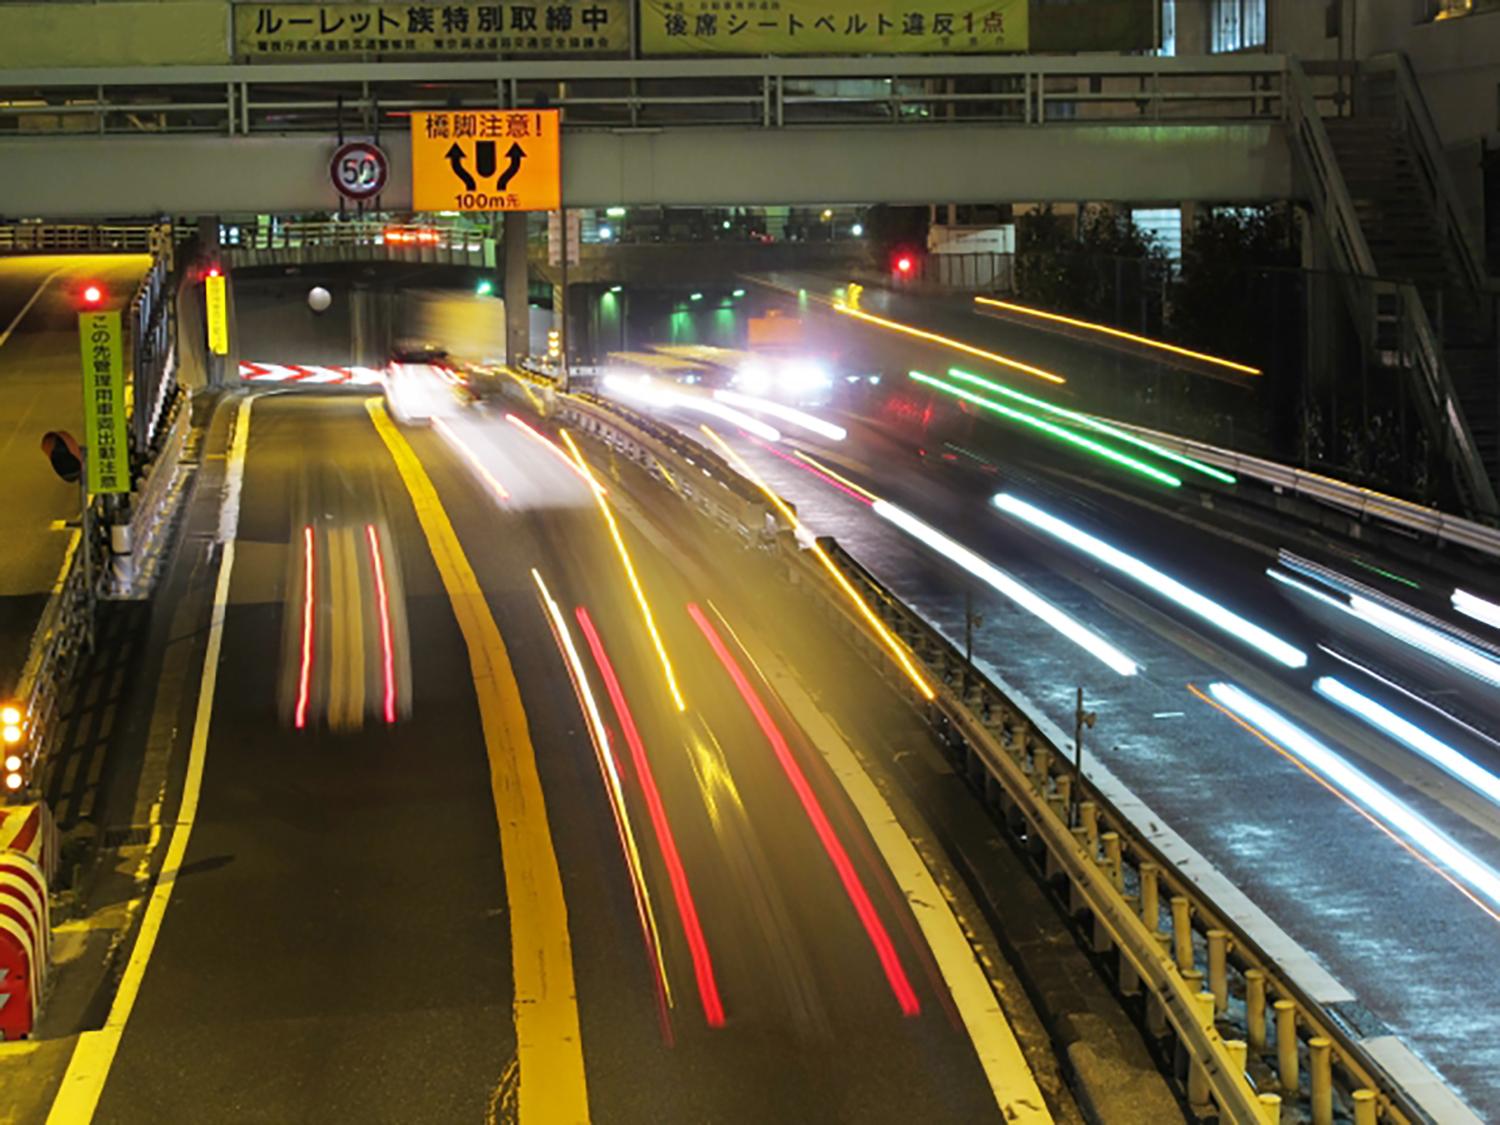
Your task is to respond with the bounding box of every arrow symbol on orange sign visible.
[445,143,476,191]
[497,143,526,191]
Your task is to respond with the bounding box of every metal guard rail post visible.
[1283,59,1498,521]
[551,389,1431,1125]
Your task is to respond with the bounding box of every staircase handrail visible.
[1285,58,1498,520]
[1370,51,1491,297]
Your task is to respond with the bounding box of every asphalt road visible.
[0,254,150,689]
[85,390,1051,1123]
[614,284,1500,1120]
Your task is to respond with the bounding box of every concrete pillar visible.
[1246,969,1267,1050]
[1309,1037,1332,1125]
[503,210,529,365]
[1275,999,1298,1093]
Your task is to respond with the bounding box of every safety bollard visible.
[1246,969,1267,1050]
[1171,895,1194,973]
[1275,999,1298,1093]
[1351,1089,1376,1125]
[1101,831,1123,891]
[1054,774,1072,811]
[1258,1092,1282,1124]
[1079,800,1099,854]
[1140,861,1161,933]
[1309,1037,1332,1125]
[1207,929,1229,1014]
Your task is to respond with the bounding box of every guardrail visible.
[0,224,155,253]
[513,379,1445,1124]
[1108,417,1500,560]
[129,230,178,459]
[0,54,1299,136]
[224,222,493,268]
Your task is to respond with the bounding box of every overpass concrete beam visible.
[0,123,1291,217]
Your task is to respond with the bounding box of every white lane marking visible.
[753,641,1052,1124]
[0,266,66,350]
[46,397,253,1123]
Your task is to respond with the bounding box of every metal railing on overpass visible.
[0,223,155,253]
[223,221,492,268]
[0,54,1300,136]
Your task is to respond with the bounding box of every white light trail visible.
[713,389,847,441]
[994,493,1307,669]
[1454,589,1500,632]
[1315,676,1500,807]
[1209,682,1500,914]
[604,375,782,442]
[876,500,1138,676]
[1351,596,1500,690]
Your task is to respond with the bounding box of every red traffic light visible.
[895,256,913,274]
[80,283,104,306]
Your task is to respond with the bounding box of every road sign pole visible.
[559,205,570,393]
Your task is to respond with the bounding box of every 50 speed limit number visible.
[330,141,388,201]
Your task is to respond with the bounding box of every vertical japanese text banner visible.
[641,0,1028,55]
[77,311,130,495]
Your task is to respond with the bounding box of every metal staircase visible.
[1289,53,1498,519]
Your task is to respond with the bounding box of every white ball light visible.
[307,286,333,313]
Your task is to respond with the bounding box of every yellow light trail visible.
[791,451,881,503]
[974,296,1262,376]
[533,568,675,1004]
[560,429,687,713]
[833,302,1067,386]
[697,425,935,701]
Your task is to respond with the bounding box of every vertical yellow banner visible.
[205,273,229,355]
[78,310,130,495]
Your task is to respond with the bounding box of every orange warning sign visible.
[410,109,560,213]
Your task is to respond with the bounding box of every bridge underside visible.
[1,123,1290,216]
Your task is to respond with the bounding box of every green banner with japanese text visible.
[235,1,627,59]
[640,0,1027,55]
[77,311,129,496]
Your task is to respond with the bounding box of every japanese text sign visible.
[235,1,626,59]
[205,274,229,355]
[77,311,129,495]
[411,109,561,212]
[641,0,1028,55]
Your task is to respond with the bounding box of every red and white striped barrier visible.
[0,803,54,1041]
[239,362,386,385]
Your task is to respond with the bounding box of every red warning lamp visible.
[205,265,222,279]
[80,283,104,306]
[895,256,913,275]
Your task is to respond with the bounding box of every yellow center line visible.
[365,399,590,1124]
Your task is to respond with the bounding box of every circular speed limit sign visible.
[330,141,388,201]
